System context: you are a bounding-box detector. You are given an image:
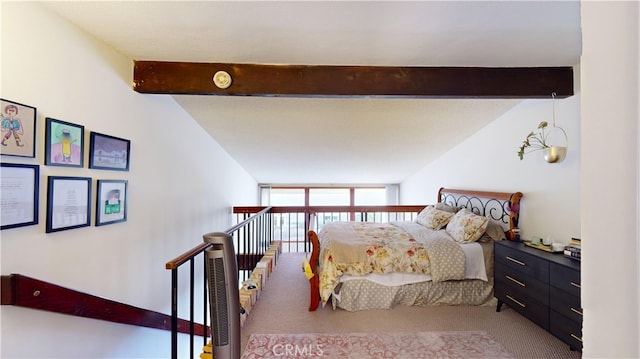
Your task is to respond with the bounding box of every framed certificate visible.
[46,176,91,233]
[1,163,39,230]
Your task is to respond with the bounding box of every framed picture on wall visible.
[0,98,37,158]
[46,176,91,233]
[95,179,128,226]
[45,118,84,167]
[89,132,131,171]
[0,163,39,230]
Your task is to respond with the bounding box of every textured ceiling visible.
[43,1,582,184]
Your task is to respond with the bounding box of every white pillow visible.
[446,209,489,243]
[415,205,454,230]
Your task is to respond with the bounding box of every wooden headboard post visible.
[507,191,523,230]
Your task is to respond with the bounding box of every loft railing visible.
[0,204,425,359]
[166,204,424,359]
[234,205,425,253]
[165,207,272,359]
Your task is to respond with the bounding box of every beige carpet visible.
[241,253,581,359]
[241,331,514,358]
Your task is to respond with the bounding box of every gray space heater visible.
[204,232,241,359]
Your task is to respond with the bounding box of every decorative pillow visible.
[415,205,454,230]
[434,202,463,213]
[446,209,489,243]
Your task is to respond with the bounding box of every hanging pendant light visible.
[543,92,568,163]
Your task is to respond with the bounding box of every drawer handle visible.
[570,333,583,343]
[506,295,526,308]
[570,307,583,316]
[570,282,581,289]
[506,256,526,266]
[506,275,526,287]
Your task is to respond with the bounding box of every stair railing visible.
[165,204,423,358]
[164,206,272,359]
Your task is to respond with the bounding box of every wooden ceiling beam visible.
[133,61,573,99]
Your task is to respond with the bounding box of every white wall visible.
[400,81,581,245]
[581,2,639,358]
[403,2,640,358]
[1,3,257,358]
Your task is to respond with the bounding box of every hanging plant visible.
[517,93,568,163]
[517,121,551,160]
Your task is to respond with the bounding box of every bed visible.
[307,187,523,312]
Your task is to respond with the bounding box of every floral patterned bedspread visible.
[318,222,466,304]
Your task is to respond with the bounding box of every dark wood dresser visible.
[494,240,582,351]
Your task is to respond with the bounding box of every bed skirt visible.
[331,278,496,312]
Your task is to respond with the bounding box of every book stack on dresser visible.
[563,238,581,261]
[494,240,582,351]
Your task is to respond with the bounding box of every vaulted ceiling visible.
[42,1,582,184]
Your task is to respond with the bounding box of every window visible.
[309,188,349,205]
[264,186,392,206]
[354,188,386,205]
[268,188,305,206]
[262,185,398,253]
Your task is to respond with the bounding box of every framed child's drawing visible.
[45,118,84,167]
[89,132,130,171]
[96,179,128,226]
[0,98,37,158]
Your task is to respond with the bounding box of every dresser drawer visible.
[495,284,549,330]
[495,265,549,305]
[550,286,582,323]
[550,310,583,351]
[495,243,550,282]
[494,241,582,350]
[550,262,581,297]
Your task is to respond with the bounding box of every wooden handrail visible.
[165,206,273,358]
[225,206,272,233]
[1,274,208,336]
[165,206,272,270]
[234,205,427,214]
[166,243,211,270]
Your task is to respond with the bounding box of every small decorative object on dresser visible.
[494,240,582,351]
